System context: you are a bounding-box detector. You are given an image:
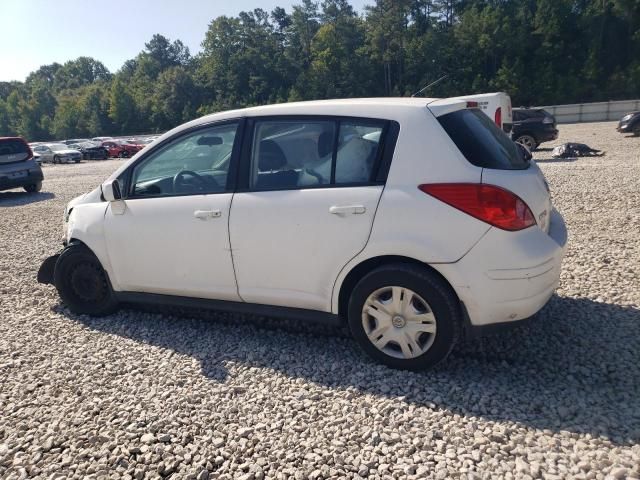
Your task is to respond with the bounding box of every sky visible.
[0,0,371,82]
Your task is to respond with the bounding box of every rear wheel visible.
[24,181,42,193]
[515,134,538,151]
[53,244,118,316]
[347,263,461,370]
[53,155,60,164]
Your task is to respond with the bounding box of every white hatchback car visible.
[38,98,567,370]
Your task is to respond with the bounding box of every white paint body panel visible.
[432,209,567,325]
[102,195,239,301]
[230,186,383,311]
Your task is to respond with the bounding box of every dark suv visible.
[617,111,640,136]
[511,108,559,151]
[0,137,44,193]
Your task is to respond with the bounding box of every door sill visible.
[114,291,343,326]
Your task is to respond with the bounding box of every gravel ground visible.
[1,122,639,480]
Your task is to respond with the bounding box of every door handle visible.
[193,209,221,220]
[329,205,366,215]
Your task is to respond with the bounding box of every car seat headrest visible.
[258,140,287,171]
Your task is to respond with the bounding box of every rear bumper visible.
[0,167,44,191]
[434,209,568,327]
[617,122,634,133]
[538,128,559,143]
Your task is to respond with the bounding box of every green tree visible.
[108,77,137,134]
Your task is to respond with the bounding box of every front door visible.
[104,121,242,300]
[229,117,390,311]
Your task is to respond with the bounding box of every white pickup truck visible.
[450,92,513,132]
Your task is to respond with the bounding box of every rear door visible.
[229,116,396,312]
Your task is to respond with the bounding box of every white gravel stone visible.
[0,122,638,478]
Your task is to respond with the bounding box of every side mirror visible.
[102,178,122,202]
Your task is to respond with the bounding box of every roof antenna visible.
[411,74,450,98]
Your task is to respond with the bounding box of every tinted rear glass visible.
[0,138,31,164]
[438,109,529,170]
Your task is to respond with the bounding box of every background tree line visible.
[1,0,639,141]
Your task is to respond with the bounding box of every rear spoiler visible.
[427,98,476,118]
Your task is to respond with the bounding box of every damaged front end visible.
[37,253,60,285]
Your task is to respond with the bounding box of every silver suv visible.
[0,137,44,193]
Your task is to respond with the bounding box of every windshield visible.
[438,108,529,170]
[48,144,69,152]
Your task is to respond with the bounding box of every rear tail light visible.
[418,183,536,231]
[495,107,502,126]
[542,116,554,124]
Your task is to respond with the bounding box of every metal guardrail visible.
[537,99,640,124]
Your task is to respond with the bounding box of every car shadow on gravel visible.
[0,191,54,207]
[62,295,640,446]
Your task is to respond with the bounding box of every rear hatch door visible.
[0,138,31,165]
[432,105,552,232]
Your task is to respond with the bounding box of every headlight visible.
[621,114,633,122]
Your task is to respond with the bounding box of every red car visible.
[101,140,143,158]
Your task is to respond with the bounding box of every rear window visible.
[438,109,529,170]
[0,138,31,164]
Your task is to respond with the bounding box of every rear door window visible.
[438,109,529,170]
[248,117,387,190]
[0,139,31,164]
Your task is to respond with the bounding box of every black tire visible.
[53,244,119,316]
[74,159,81,163]
[24,182,42,193]
[633,124,640,137]
[53,155,59,164]
[347,263,461,370]
[515,134,538,151]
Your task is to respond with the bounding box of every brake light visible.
[495,107,502,126]
[466,101,479,108]
[418,183,536,231]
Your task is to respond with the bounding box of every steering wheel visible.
[173,170,216,193]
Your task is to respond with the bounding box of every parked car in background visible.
[38,97,567,370]
[124,139,147,150]
[62,138,91,146]
[92,136,113,143]
[32,143,82,164]
[617,111,640,136]
[511,108,559,151]
[69,142,109,160]
[450,92,513,132]
[0,137,44,193]
[101,140,142,158]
